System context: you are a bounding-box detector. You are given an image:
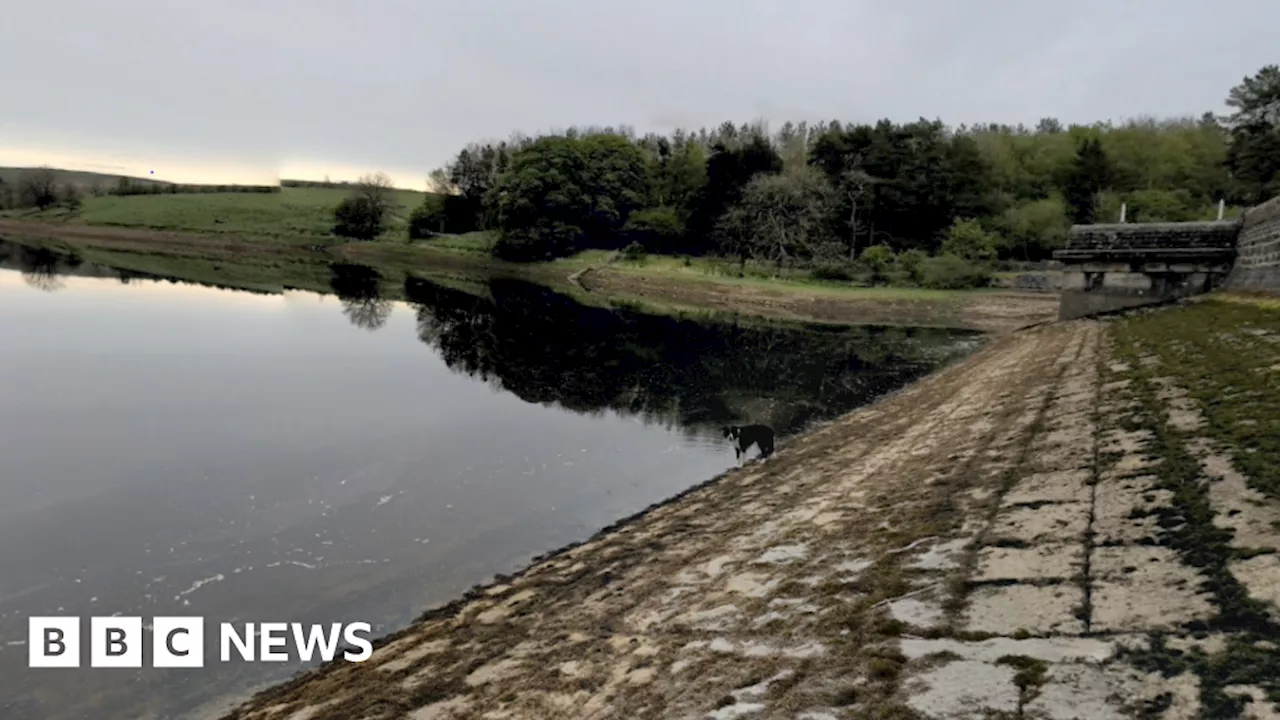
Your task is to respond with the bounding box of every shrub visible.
[17,168,59,209]
[332,196,384,240]
[899,249,927,284]
[61,182,82,211]
[622,206,684,253]
[333,173,394,240]
[859,244,895,285]
[492,221,581,261]
[920,254,992,289]
[620,241,647,261]
[994,197,1070,261]
[408,196,447,239]
[811,260,855,281]
[941,218,999,262]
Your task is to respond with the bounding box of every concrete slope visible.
[224,308,1280,720]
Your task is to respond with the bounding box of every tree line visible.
[403,64,1279,284]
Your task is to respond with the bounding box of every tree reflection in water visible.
[329,262,393,331]
[0,242,981,441]
[402,273,980,439]
[3,242,71,292]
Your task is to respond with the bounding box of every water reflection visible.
[0,242,73,292]
[401,274,978,436]
[318,259,979,436]
[0,242,981,720]
[329,263,393,331]
[0,238,279,295]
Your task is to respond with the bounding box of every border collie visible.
[723,424,775,462]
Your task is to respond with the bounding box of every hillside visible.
[0,185,429,238]
[0,166,170,191]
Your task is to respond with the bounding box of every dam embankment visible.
[224,293,1280,720]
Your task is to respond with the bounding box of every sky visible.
[0,0,1276,189]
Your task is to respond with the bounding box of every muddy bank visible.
[221,295,1280,719]
[0,219,1057,333]
[574,268,1057,334]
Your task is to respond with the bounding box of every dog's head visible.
[722,426,740,439]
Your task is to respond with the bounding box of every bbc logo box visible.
[29,617,204,668]
[29,616,372,667]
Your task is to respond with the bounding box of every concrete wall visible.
[1058,264,1222,320]
[1225,195,1280,292]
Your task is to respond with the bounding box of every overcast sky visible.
[0,0,1275,187]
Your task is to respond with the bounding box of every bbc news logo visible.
[28,617,373,668]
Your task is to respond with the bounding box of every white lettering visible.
[219,623,254,662]
[290,623,342,662]
[342,622,372,662]
[259,622,289,661]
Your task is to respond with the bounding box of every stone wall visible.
[1225,195,1280,292]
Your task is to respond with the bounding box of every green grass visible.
[1118,297,1280,500]
[3,187,428,239]
[545,250,995,301]
[413,230,497,254]
[1108,299,1280,718]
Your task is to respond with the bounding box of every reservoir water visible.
[0,240,982,719]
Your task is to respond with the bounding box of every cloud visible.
[1,0,1274,184]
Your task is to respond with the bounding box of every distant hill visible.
[0,169,435,194]
[0,166,173,191]
[0,167,282,197]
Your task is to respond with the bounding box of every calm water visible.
[0,241,982,719]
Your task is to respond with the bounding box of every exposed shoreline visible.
[0,219,1058,334]
[219,295,1280,720]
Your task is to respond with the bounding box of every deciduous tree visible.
[17,167,59,209]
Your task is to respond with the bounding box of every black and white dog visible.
[723,424,775,463]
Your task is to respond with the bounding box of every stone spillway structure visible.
[1054,193,1280,320]
[1054,220,1238,320]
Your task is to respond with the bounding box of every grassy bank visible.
[0,214,1059,332]
[0,186,427,239]
[550,249,997,301]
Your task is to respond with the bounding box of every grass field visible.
[548,249,1007,301]
[1,186,429,239]
[412,230,497,254]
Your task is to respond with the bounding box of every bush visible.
[620,241,647,261]
[858,244,895,285]
[622,206,684,253]
[408,196,447,239]
[809,240,855,281]
[899,249,927,284]
[61,183,82,211]
[920,254,992,289]
[994,197,1070,261]
[333,173,394,240]
[17,168,59,209]
[811,260,855,281]
[492,221,581,261]
[332,196,384,240]
[941,218,999,262]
